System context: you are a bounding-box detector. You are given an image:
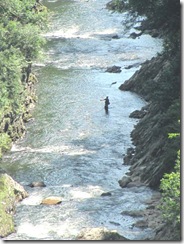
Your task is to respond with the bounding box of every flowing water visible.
[2,0,163,240]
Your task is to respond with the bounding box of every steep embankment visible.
[0,71,37,148]
[118,41,180,242]
[119,54,180,188]
[0,0,48,237]
[116,3,180,238]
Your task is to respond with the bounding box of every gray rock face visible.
[119,55,176,188]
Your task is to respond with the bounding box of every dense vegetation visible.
[0,0,48,237]
[110,0,180,239]
[0,0,48,157]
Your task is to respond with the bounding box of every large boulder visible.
[118,176,132,188]
[0,172,28,237]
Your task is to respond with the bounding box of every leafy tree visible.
[0,47,25,114]
[0,0,48,154]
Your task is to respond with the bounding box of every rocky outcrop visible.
[119,54,180,188]
[0,172,28,237]
[134,19,167,38]
[118,39,180,239]
[129,105,148,119]
[119,55,166,101]
[76,227,129,240]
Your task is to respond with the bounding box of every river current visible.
[2,0,163,240]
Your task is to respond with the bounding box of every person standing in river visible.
[104,96,110,113]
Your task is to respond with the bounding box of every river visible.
[2,0,163,240]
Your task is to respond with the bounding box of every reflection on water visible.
[2,0,162,240]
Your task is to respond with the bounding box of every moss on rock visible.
[0,172,28,237]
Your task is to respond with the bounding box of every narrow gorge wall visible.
[119,54,180,188]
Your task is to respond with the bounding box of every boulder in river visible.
[129,32,142,39]
[76,227,129,240]
[101,192,112,197]
[118,176,132,188]
[129,108,147,119]
[41,196,62,205]
[105,65,121,73]
[28,181,46,187]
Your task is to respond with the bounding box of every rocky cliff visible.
[118,47,180,241]
[119,54,180,188]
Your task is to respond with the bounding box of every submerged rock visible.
[121,210,144,217]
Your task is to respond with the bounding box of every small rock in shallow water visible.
[41,196,62,205]
[101,192,112,197]
[28,181,46,187]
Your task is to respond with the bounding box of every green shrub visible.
[160,150,180,227]
[0,133,12,158]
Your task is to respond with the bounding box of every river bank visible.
[114,0,180,240]
[118,54,180,241]
[0,69,38,238]
[0,0,47,237]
